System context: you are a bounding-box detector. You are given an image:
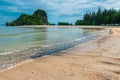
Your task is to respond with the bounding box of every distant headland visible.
[6,7,120,26]
[6,9,49,26]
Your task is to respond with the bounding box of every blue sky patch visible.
[0,0,120,24]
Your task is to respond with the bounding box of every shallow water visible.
[0,26,105,54]
[0,26,109,70]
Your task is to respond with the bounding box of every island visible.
[6,9,49,26]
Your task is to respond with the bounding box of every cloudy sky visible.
[0,0,120,24]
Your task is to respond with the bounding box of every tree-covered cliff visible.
[6,9,49,26]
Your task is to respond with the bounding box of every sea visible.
[0,26,109,70]
[0,26,108,55]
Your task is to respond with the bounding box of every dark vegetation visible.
[49,23,56,25]
[58,22,72,25]
[75,7,120,26]
[6,7,120,26]
[6,9,49,26]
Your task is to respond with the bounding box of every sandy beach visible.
[20,25,112,29]
[0,27,120,80]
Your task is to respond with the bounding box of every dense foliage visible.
[58,22,72,25]
[6,9,49,26]
[75,7,120,25]
[49,23,56,25]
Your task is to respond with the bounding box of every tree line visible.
[6,7,120,26]
[58,22,72,25]
[49,22,72,25]
[75,7,120,25]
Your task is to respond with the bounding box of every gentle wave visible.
[0,29,109,56]
[0,29,109,71]
[0,29,109,54]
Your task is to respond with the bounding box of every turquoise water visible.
[0,26,104,54]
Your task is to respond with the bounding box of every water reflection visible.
[0,27,99,54]
[82,28,102,35]
[19,27,48,47]
[32,28,48,45]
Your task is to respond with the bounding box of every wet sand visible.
[0,28,120,80]
[21,25,108,29]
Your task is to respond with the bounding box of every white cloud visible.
[103,0,120,10]
[0,0,120,24]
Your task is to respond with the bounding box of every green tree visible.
[58,22,72,25]
[75,20,86,25]
[91,12,96,25]
[83,13,91,25]
[75,7,120,26]
[95,7,102,25]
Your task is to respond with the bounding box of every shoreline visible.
[8,25,120,29]
[0,28,120,80]
[0,28,108,72]
[0,32,109,73]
